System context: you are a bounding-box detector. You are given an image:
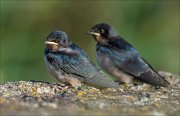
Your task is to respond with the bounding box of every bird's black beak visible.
[86,31,100,36]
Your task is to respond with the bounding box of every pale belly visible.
[44,56,82,87]
[44,56,64,81]
[96,55,134,84]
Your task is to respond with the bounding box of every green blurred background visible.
[1,1,179,83]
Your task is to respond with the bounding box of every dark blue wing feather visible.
[46,44,97,78]
[45,44,120,88]
[108,36,138,53]
[97,38,149,76]
[97,36,169,86]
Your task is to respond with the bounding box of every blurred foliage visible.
[0,1,179,83]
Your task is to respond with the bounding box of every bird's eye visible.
[100,29,105,33]
[62,39,66,44]
[54,39,59,43]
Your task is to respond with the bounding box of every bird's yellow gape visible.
[45,41,59,50]
[86,32,101,41]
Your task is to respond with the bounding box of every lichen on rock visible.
[0,71,179,116]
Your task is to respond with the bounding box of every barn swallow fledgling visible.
[44,30,119,89]
[87,23,169,87]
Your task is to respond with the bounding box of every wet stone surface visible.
[0,71,179,116]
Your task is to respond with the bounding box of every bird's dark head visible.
[87,23,116,42]
[45,30,71,50]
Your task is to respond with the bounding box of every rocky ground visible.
[0,71,179,116]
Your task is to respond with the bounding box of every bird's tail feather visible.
[140,58,170,87]
[84,71,119,89]
[137,69,170,87]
